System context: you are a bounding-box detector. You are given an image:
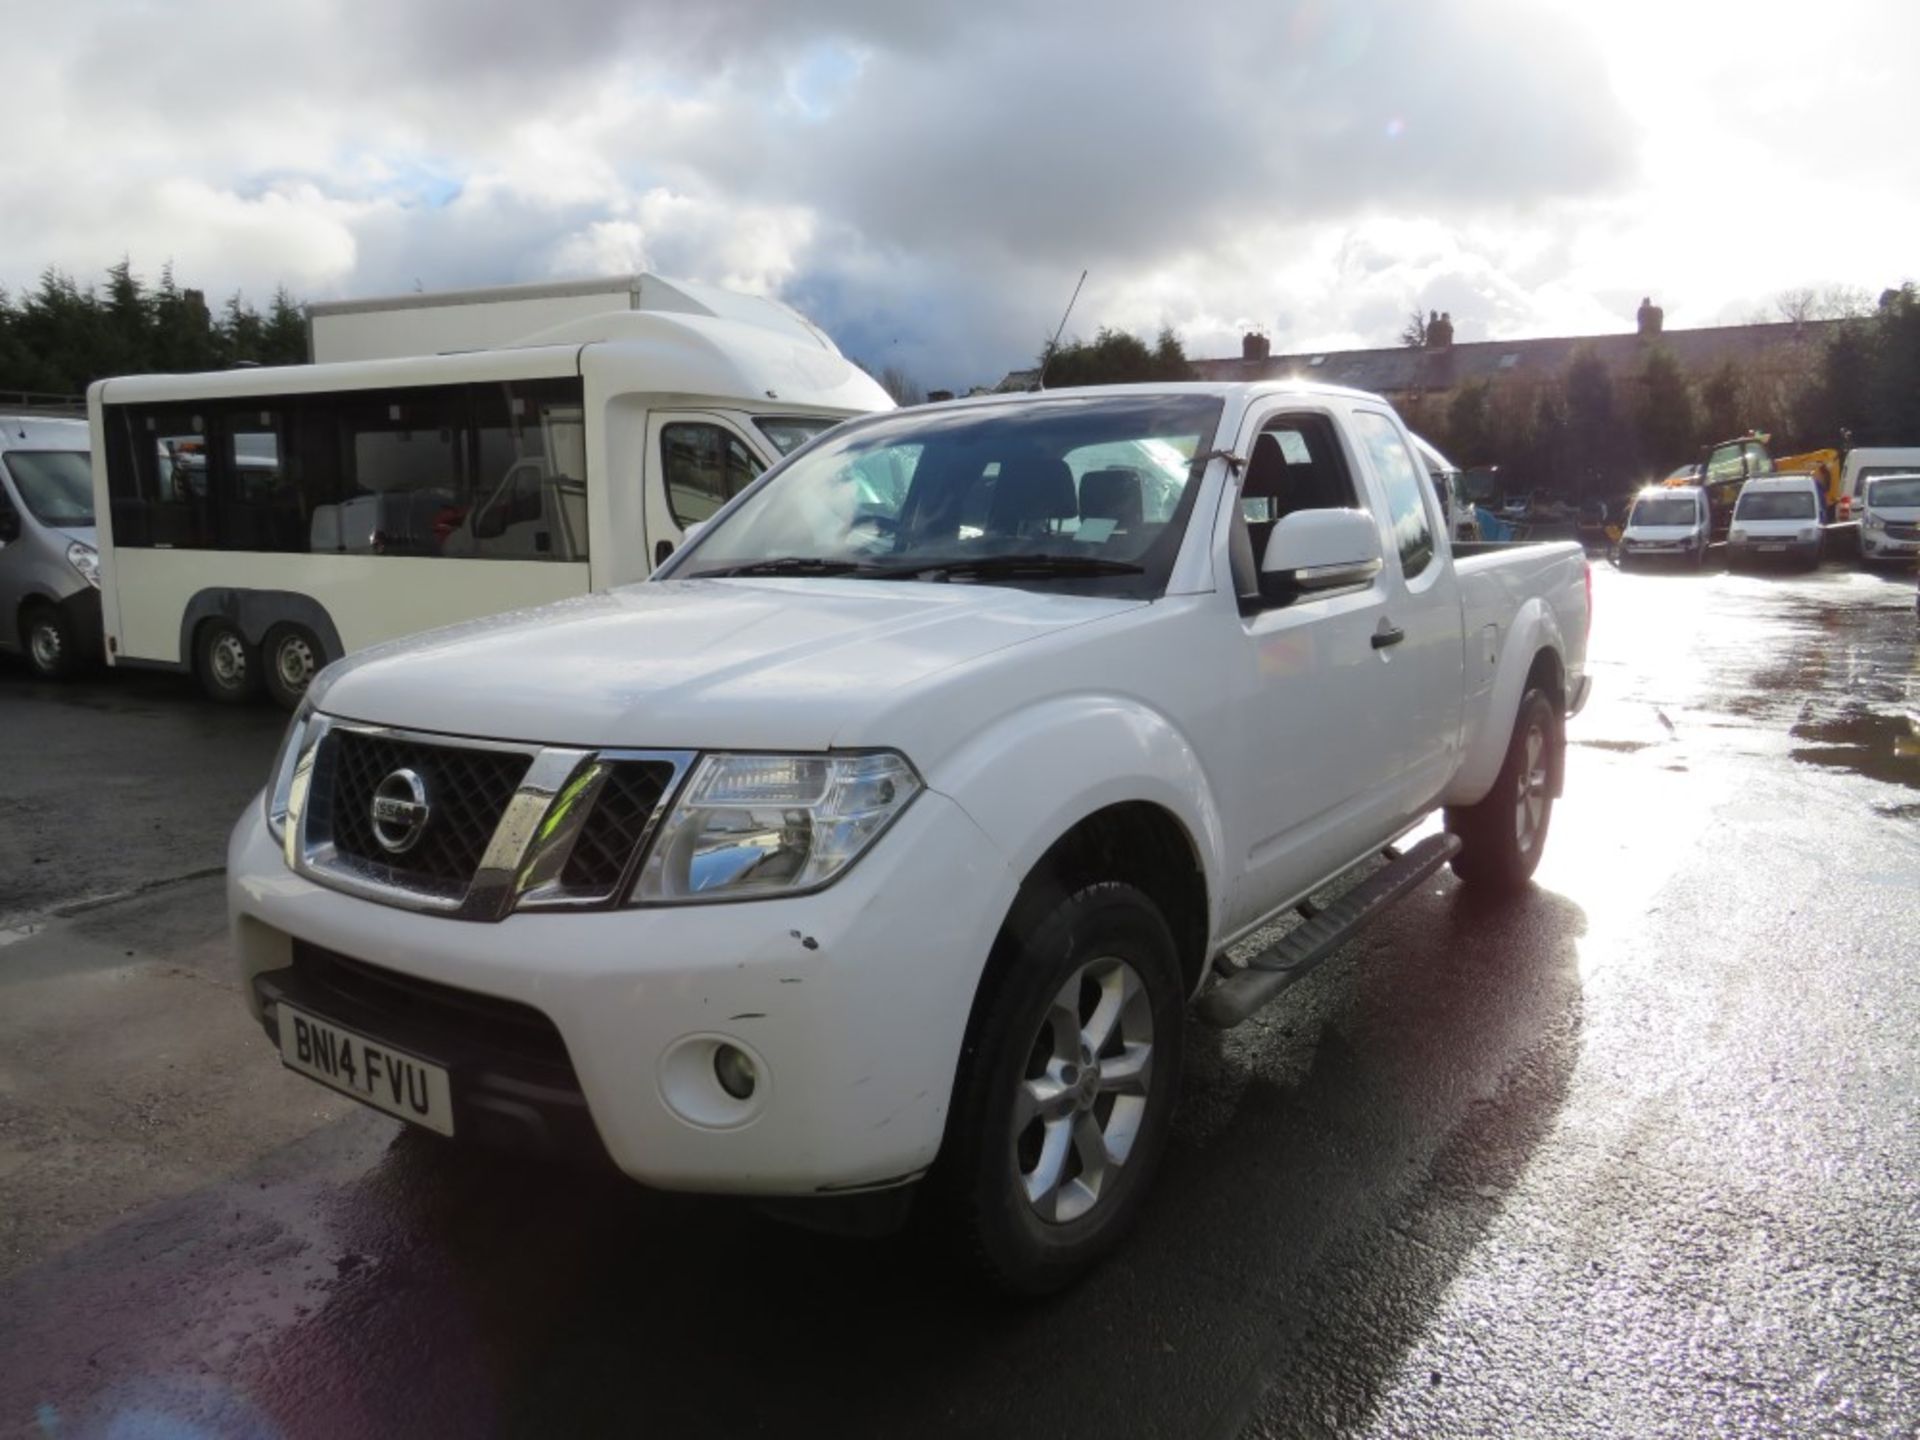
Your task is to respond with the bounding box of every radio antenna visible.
[1036,269,1088,391]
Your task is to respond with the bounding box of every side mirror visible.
[0,507,18,544]
[1259,508,1384,601]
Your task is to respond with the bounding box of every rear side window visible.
[1351,410,1436,579]
[662,423,764,527]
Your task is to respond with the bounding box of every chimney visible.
[1637,296,1664,337]
[1426,311,1454,348]
[1242,332,1271,362]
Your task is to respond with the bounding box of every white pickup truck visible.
[228,381,1591,1292]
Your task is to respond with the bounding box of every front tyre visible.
[22,603,80,679]
[1446,687,1560,894]
[933,881,1184,1295]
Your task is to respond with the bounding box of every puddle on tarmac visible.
[1790,708,1920,791]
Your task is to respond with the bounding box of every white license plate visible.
[277,1004,455,1136]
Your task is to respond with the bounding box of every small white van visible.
[1858,472,1920,565]
[1728,473,1823,568]
[1842,447,1920,517]
[1618,484,1709,567]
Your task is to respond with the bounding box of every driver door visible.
[643,412,770,570]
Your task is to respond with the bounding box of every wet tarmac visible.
[2,560,1916,1439]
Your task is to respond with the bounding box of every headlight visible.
[1729,528,1746,543]
[66,540,100,589]
[264,699,315,845]
[632,751,921,903]
[1865,515,1886,531]
[1800,527,1819,542]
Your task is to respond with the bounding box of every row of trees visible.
[1403,284,1920,501]
[0,262,308,397]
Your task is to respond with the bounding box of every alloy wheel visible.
[1012,956,1154,1224]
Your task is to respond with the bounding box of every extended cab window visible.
[663,422,764,527]
[1352,410,1436,579]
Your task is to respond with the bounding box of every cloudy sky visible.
[6,0,1915,389]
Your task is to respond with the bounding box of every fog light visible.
[714,1044,758,1100]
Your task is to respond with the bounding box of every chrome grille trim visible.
[282,717,694,921]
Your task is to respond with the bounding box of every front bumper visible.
[1860,530,1920,559]
[58,586,104,661]
[228,789,1015,1195]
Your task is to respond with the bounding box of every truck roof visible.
[898,378,1394,416]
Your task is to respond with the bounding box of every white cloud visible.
[5,0,1916,388]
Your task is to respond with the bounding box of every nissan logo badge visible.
[369,768,431,855]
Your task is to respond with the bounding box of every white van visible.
[1618,484,1710,567]
[0,416,100,677]
[1728,473,1823,568]
[1841,447,1920,517]
[1858,471,1920,565]
[90,301,892,707]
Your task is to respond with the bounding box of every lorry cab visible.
[1858,471,1920,565]
[1727,473,1824,568]
[0,415,100,678]
[1619,484,1710,567]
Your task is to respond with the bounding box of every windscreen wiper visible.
[885,553,1146,581]
[687,556,888,578]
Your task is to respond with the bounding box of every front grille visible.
[1887,523,1920,541]
[290,939,574,1075]
[321,730,530,894]
[560,760,678,894]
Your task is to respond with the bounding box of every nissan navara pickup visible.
[229,382,1592,1293]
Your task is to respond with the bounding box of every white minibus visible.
[90,305,891,705]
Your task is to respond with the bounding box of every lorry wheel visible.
[22,603,80,680]
[194,618,263,704]
[933,881,1184,1296]
[263,624,324,711]
[1446,688,1559,894]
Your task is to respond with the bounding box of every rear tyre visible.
[22,603,80,680]
[194,618,262,705]
[263,624,324,711]
[1446,687,1560,895]
[931,881,1185,1296]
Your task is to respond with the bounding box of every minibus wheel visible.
[194,618,263,705]
[263,624,323,711]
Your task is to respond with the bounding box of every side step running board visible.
[1195,833,1462,1029]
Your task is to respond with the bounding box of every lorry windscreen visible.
[679,394,1225,598]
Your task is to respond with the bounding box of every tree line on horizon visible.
[1031,285,1918,500]
[1401,283,1920,500]
[0,261,307,397]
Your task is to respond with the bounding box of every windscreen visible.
[1865,476,1920,508]
[1629,496,1697,527]
[680,394,1225,598]
[1735,490,1816,520]
[4,450,94,526]
[756,417,840,457]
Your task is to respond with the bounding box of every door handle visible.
[1371,621,1405,650]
